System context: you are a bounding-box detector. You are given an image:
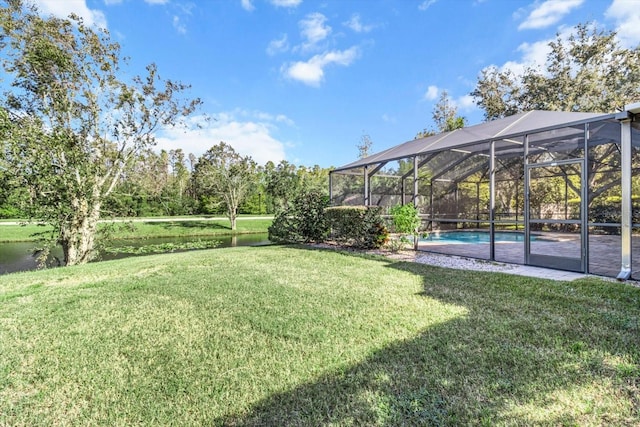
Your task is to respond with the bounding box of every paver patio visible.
[419,232,639,279]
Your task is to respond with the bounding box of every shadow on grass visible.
[218,248,640,425]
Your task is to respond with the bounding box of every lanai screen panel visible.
[526,125,584,230]
[369,160,405,210]
[631,121,640,278]
[586,119,622,277]
[494,136,526,264]
[428,141,491,222]
[423,141,491,260]
[331,167,365,206]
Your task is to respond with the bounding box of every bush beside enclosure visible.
[325,206,388,249]
[269,197,389,249]
[268,190,330,243]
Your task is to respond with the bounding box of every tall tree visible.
[432,90,466,133]
[472,23,640,120]
[193,142,257,230]
[264,161,330,213]
[265,160,299,212]
[357,132,373,159]
[416,90,466,139]
[0,2,200,265]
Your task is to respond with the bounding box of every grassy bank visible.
[0,217,272,242]
[0,246,638,425]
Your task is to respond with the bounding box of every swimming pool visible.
[421,230,536,244]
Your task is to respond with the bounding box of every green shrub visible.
[389,203,421,250]
[0,205,23,219]
[589,202,640,234]
[325,206,389,249]
[268,190,329,243]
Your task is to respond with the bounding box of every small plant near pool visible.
[389,203,421,250]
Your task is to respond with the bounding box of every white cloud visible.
[382,114,397,124]
[518,0,584,30]
[424,85,439,100]
[299,12,331,49]
[499,37,554,76]
[282,47,360,86]
[241,0,255,11]
[267,34,289,56]
[454,94,477,113]
[236,109,295,127]
[605,0,640,48]
[270,0,302,7]
[275,114,295,126]
[155,111,291,165]
[344,14,374,33]
[144,0,169,4]
[173,15,186,34]
[418,0,437,11]
[33,0,107,28]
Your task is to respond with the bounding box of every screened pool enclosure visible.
[330,104,640,279]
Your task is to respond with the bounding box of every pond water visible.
[0,233,270,275]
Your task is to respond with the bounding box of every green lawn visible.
[0,217,272,242]
[0,246,638,425]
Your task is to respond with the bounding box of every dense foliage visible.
[0,2,199,264]
[472,23,640,119]
[192,142,257,230]
[268,190,329,243]
[390,203,421,250]
[325,206,388,249]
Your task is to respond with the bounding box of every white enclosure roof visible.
[334,110,613,172]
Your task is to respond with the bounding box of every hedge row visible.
[325,206,388,249]
[267,190,388,249]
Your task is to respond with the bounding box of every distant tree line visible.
[0,142,331,220]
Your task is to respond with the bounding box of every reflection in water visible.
[0,233,270,275]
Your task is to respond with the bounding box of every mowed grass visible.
[0,218,272,242]
[0,246,638,425]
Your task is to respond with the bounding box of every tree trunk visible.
[60,197,101,266]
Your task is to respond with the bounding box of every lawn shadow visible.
[217,249,640,425]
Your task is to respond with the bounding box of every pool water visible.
[421,231,535,244]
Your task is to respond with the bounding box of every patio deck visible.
[418,233,638,279]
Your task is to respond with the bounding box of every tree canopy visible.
[193,142,257,231]
[472,23,640,120]
[416,90,466,139]
[0,1,200,265]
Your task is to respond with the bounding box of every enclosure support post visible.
[430,180,434,228]
[582,123,589,274]
[618,118,632,280]
[524,135,530,265]
[401,179,405,205]
[364,166,370,206]
[564,173,569,221]
[328,172,333,205]
[489,141,496,260]
[413,156,419,207]
[476,183,480,221]
[515,187,519,230]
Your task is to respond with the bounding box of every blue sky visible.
[32,0,640,168]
